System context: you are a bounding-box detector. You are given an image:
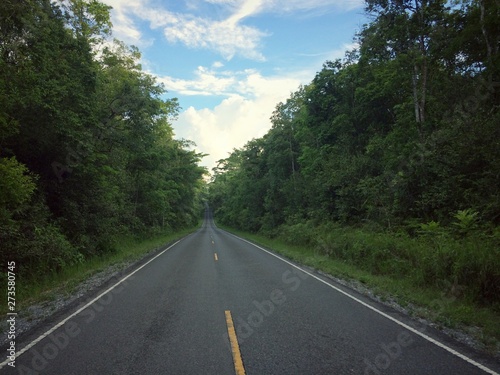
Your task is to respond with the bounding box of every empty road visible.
[2,210,499,374]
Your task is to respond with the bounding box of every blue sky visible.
[101,0,368,170]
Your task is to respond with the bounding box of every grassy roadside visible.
[217,223,500,355]
[2,224,200,316]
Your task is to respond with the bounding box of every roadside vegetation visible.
[209,0,500,352]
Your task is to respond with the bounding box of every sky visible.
[100,0,368,172]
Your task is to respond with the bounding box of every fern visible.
[452,209,479,236]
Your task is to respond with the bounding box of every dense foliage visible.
[0,0,206,277]
[209,0,500,304]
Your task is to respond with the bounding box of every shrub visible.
[452,209,479,237]
[419,220,443,235]
[277,221,315,246]
[273,219,499,306]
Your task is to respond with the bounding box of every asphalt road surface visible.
[2,210,499,374]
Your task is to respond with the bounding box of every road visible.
[2,210,499,374]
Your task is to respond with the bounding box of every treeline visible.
[0,0,205,277]
[209,0,500,304]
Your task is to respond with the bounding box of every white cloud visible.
[156,63,309,99]
[170,67,306,169]
[161,15,267,61]
[226,0,265,24]
[101,0,151,47]
[175,96,276,170]
[156,66,236,96]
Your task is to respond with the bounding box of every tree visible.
[60,0,112,45]
[363,0,450,126]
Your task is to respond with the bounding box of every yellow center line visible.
[225,310,246,375]
[214,253,218,261]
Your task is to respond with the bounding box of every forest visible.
[0,0,206,279]
[209,0,500,306]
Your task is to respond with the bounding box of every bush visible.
[419,220,443,235]
[0,195,84,279]
[277,221,315,246]
[452,209,479,237]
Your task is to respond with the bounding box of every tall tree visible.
[363,0,450,126]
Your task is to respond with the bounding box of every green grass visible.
[218,223,500,355]
[3,224,200,315]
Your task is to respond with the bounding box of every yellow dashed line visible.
[225,310,246,375]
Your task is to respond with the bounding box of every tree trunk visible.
[412,65,421,123]
[479,0,493,70]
